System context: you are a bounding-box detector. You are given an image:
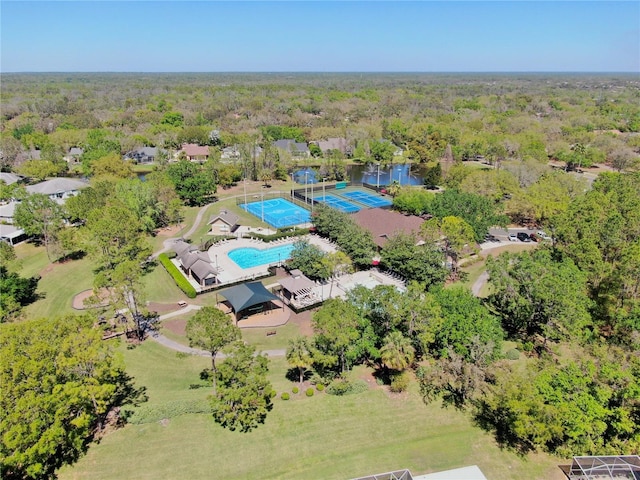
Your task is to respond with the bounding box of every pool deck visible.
[205,233,338,285]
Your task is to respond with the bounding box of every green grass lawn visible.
[14,243,96,320]
[58,341,564,480]
[143,262,187,304]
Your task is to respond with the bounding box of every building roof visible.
[351,208,424,248]
[26,177,89,196]
[190,259,218,280]
[219,281,279,314]
[125,147,158,158]
[172,239,198,257]
[68,147,84,156]
[0,201,18,220]
[0,224,25,240]
[181,143,209,157]
[208,209,240,227]
[273,139,310,153]
[279,270,315,296]
[0,172,23,185]
[317,137,348,153]
[181,251,212,270]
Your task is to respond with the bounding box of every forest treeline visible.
[1,73,639,176]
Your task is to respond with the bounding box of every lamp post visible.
[243,175,247,209]
[311,177,314,213]
[304,170,308,205]
[215,254,218,268]
[397,166,402,186]
[322,177,327,201]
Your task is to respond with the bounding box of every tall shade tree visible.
[312,298,362,374]
[85,203,151,271]
[186,306,241,394]
[380,331,415,372]
[13,193,65,262]
[166,159,216,206]
[210,341,273,432]
[0,315,135,479]
[381,232,447,288]
[286,336,313,384]
[430,286,503,361]
[486,248,592,346]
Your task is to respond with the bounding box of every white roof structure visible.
[26,178,88,196]
[0,201,18,222]
[414,466,488,480]
[0,172,23,185]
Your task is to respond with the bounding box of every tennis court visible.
[314,194,361,213]
[339,190,393,208]
[241,198,311,228]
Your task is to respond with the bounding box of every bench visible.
[266,330,277,337]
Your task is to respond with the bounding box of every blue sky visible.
[1,1,638,72]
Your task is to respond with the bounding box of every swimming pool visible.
[228,243,296,269]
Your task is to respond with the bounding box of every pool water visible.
[228,243,295,269]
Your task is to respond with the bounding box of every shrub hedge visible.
[305,388,314,397]
[126,399,210,424]
[246,227,308,243]
[326,379,368,396]
[281,392,290,400]
[158,253,197,298]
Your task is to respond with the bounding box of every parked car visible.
[484,234,500,243]
[516,232,531,242]
[508,233,518,242]
[537,230,551,241]
[529,233,539,242]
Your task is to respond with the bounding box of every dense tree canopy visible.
[0,315,135,479]
[210,342,273,432]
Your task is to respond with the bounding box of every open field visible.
[15,243,96,319]
[58,341,565,480]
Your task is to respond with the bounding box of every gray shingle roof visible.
[25,178,88,196]
[273,139,309,153]
[208,209,239,227]
[190,260,218,280]
[0,172,23,185]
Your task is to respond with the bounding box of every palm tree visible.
[286,336,313,384]
[380,331,415,372]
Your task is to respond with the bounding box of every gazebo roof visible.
[219,282,279,313]
[279,271,315,296]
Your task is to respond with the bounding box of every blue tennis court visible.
[241,198,311,228]
[314,194,361,213]
[340,190,393,208]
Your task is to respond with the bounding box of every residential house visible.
[172,240,218,287]
[273,139,310,157]
[220,146,241,160]
[64,147,84,163]
[16,149,41,164]
[351,208,424,249]
[0,172,24,185]
[180,143,209,162]
[208,210,239,236]
[0,202,18,224]
[26,177,89,204]
[0,224,27,246]
[317,137,350,156]
[124,147,160,164]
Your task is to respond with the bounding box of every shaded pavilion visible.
[219,282,281,323]
[277,269,316,305]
